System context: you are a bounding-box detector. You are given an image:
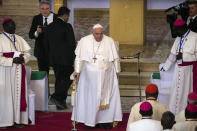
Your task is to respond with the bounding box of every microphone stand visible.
[121,51,144,102]
[134,52,142,102]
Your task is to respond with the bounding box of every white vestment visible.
[71,34,122,126]
[173,121,197,131]
[0,32,31,127]
[127,100,169,129]
[163,31,197,115]
[176,110,185,122]
[127,119,162,131]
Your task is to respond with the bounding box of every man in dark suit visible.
[44,7,76,110]
[29,1,57,74]
[187,1,197,32]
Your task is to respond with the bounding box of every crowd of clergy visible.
[126,84,197,131]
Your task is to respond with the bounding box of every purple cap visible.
[173,19,186,27]
[140,102,152,111]
[2,18,12,24]
[186,104,197,113]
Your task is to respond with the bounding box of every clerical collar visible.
[147,97,157,101]
[142,116,152,119]
[186,118,197,121]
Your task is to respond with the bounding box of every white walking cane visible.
[71,73,79,131]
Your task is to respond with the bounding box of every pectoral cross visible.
[93,56,97,63]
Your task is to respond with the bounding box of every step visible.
[121,61,159,72]
[49,84,146,97]
[119,72,152,85]
[26,60,159,72]
[48,71,152,85]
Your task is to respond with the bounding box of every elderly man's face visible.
[92,28,103,42]
[40,3,51,17]
[189,4,197,17]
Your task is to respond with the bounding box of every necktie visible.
[44,17,48,27]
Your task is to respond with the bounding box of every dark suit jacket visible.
[44,18,76,66]
[29,13,57,58]
[188,16,197,33]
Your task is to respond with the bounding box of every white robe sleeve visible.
[17,35,31,64]
[0,53,13,66]
[110,38,120,73]
[74,58,83,73]
[74,40,83,73]
[21,50,30,64]
[163,53,176,71]
[114,59,120,73]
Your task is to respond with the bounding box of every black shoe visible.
[51,96,67,110]
[100,123,113,130]
[14,123,25,128]
[84,124,100,130]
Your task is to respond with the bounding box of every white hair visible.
[93,24,103,30]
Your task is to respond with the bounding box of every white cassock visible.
[173,121,197,131]
[0,32,31,127]
[127,119,162,131]
[163,31,197,115]
[127,100,169,129]
[176,110,185,122]
[71,34,122,127]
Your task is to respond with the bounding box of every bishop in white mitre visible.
[71,24,122,129]
[0,18,31,128]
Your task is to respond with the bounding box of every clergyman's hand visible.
[13,57,21,64]
[37,25,42,34]
[73,72,80,79]
[18,55,25,64]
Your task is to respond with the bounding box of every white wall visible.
[67,0,109,26]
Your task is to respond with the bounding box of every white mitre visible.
[93,24,103,29]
